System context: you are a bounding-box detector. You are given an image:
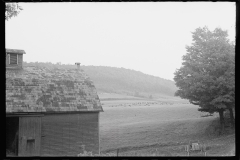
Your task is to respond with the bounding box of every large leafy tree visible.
[5,3,23,21]
[174,27,235,132]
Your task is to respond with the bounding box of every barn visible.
[6,49,103,157]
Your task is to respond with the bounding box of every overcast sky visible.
[6,2,235,81]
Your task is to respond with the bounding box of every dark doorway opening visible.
[6,117,19,156]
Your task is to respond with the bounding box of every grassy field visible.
[99,93,235,156]
[98,92,189,103]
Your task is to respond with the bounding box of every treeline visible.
[23,62,177,97]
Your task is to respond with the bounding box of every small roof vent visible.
[75,62,81,70]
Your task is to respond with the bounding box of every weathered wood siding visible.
[6,53,9,66]
[18,54,23,66]
[6,53,23,69]
[41,112,99,156]
[18,116,41,156]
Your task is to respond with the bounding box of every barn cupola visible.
[6,48,26,69]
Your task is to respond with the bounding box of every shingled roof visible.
[6,66,103,113]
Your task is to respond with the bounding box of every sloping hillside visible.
[81,66,177,96]
[23,62,178,97]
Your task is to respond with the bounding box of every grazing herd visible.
[102,101,190,108]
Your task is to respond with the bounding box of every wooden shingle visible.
[6,66,103,113]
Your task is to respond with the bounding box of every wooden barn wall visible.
[18,116,41,156]
[6,54,9,66]
[41,112,99,156]
[18,54,23,67]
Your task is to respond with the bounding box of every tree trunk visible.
[228,108,235,128]
[218,109,225,135]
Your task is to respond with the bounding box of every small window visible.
[9,54,18,65]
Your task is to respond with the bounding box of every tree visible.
[174,27,235,133]
[5,3,23,21]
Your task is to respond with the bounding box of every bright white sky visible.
[6,2,235,81]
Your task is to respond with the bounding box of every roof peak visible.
[6,48,26,54]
